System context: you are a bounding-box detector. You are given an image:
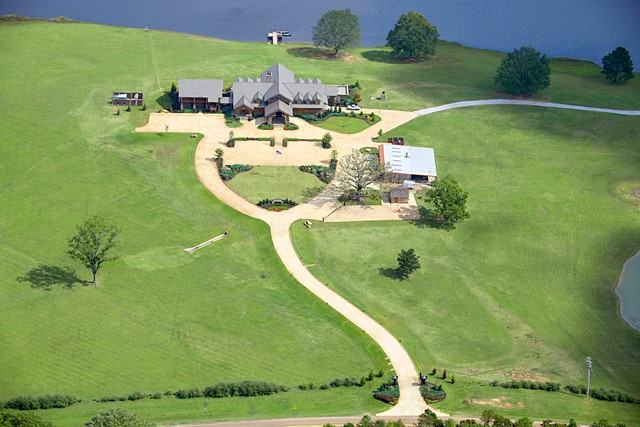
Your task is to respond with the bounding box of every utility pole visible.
[586,356,592,398]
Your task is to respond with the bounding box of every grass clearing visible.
[0,21,386,422]
[226,166,326,204]
[292,107,640,422]
[314,116,371,134]
[1,21,639,424]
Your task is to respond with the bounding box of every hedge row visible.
[219,164,252,181]
[490,379,561,392]
[564,384,639,404]
[175,381,288,399]
[299,165,334,183]
[2,394,80,410]
[231,137,272,141]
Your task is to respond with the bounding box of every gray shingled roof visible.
[265,100,293,117]
[231,64,332,112]
[178,79,223,102]
[234,95,253,110]
[390,187,410,199]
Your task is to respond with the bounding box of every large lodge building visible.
[178,64,348,124]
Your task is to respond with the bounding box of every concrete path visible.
[414,99,640,116]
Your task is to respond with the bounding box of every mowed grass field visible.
[226,166,325,204]
[0,21,389,424]
[1,20,639,424]
[292,108,640,423]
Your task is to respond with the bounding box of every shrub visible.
[219,164,252,181]
[451,375,456,384]
[150,392,162,399]
[226,139,235,147]
[282,138,288,147]
[174,388,202,399]
[377,369,384,377]
[359,377,366,387]
[495,380,561,392]
[198,381,288,399]
[442,369,447,380]
[373,382,399,405]
[115,108,120,116]
[431,368,437,375]
[141,104,146,111]
[96,395,127,402]
[270,137,275,147]
[127,391,146,401]
[298,165,334,183]
[258,124,274,130]
[367,370,374,381]
[3,394,80,410]
[125,105,131,112]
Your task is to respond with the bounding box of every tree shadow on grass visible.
[17,264,87,290]
[302,186,325,199]
[361,50,424,64]
[156,93,172,110]
[412,206,455,231]
[286,47,344,60]
[378,267,402,280]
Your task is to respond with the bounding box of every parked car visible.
[347,104,361,111]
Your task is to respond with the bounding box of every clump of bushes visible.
[299,165,334,183]
[95,395,126,402]
[421,382,446,402]
[219,164,252,181]
[127,391,146,401]
[257,198,297,208]
[175,381,287,399]
[373,382,399,405]
[3,394,80,410]
[564,384,639,403]
[490,379,561,392]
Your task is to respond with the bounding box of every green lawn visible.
[1,20,639,425]
[0,21,387,422]
[314,116,371,134]
[25,387,388,427]
[226,166,326,204]
[292,107,640,423]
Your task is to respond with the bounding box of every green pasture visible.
[226,166,326,204]
[292,107,640,422]
[0,20,387,422]
[1,20,639,424]
[314,116,371,134]
[25,387,388,427]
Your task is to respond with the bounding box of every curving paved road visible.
[136,99,640,424]
[414,99,640,116]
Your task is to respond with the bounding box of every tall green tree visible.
[425,175,470,229]
[68,215,119,285]
[494,46,551,95]
[397,248,421,280]
[85,408,154,427]
[601,46,634,83]
[0,411,54,427]
[386,11,439,59]
[336,149,381,203]
[312,9,361,55]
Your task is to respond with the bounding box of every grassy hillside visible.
[292,107,640,423]
[0,21,389,422]
[1,20,639,424]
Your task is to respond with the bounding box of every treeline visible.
[489,380,639,404]
[321,409,629,427]
[175,381,287,399]
[2,394,79,410]
[490,380,561,392]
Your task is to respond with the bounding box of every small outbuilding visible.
[379,144,437,183]
[390,186,410,203]
[112,92,144,106]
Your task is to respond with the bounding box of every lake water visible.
[617,250,640,331]
[1,0,639,63]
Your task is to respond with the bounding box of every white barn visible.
[379,144,438,183]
